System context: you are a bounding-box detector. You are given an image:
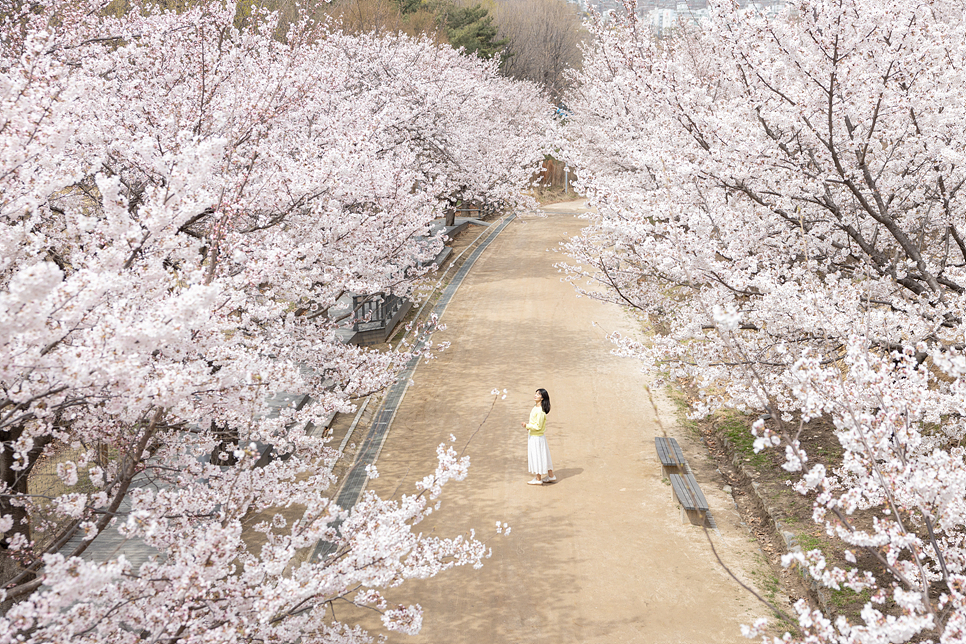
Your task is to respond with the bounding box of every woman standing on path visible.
[522,388,556,485]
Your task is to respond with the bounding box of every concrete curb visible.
[718,434,832,614]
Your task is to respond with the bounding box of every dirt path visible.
[356,203,773,643]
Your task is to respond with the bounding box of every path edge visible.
[311,214,516,560]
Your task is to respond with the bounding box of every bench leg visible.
[662,464,683,478]
[683,509,708,527]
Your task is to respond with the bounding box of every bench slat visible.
[685,473,710,511]
[669,473,695,509]
[669,472,709,513]
[670,439,686,465]
[655,437,686,467]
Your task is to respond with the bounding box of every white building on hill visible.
[579,0,785,32]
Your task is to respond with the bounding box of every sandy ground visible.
[351,202,772,643]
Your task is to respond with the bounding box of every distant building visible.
[647,2,709,34]
[582,0,785,31]
[650,7,678,32]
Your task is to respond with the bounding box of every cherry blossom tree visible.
[561,0,966,641]
[0,1,549,640]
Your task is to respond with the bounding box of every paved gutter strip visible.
[432,215,515,313]
[312,214,516,560]
[337,396,370,455]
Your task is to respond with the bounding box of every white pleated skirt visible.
[527,435,554,475]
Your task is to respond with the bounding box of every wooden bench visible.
[669,472,710,525]
[655,436,686,475]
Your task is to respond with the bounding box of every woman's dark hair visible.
[536,388,551,414]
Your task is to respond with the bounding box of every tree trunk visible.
[209,420,239,466]
[0,428,51,603]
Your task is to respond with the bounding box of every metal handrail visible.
[352,293,405,331]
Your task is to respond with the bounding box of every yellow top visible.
[526,406,547,437]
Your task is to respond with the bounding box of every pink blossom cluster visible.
[562,0,966,641]
[0,0,549,640]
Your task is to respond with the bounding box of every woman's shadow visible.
[547,467,583,483]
